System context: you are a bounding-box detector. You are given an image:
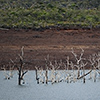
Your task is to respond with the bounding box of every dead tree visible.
[70,61,77,83]
[35,66,39,81]
[1,60,15,80]
[49,60,61,84]
[89,53,98,82]
[10,59,17,78]
[35,66,43,84]
[63,56,74,83]
[17,46,28,85]
[80,61,88,83]
[96,52,100,74]
[45,54,50,84]
[1,65,10,80]
[71,47,85,78]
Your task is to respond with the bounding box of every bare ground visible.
[0,28,100,69]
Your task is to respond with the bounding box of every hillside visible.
[0,0,100,9]
[0,0,100,29]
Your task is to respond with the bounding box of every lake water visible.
[0,70,100,100]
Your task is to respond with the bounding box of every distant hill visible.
[0,0,100,9]
[0,0,100,29]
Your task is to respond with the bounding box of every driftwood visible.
[77,69,92,79]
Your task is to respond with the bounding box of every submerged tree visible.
[17,46,28,85]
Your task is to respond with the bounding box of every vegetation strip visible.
[0,0,100,29]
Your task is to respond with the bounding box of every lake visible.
[0,70,100,100]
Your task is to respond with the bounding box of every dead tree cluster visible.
[35,48,100,84]
[1,46,28,85]
[1,47,100,85]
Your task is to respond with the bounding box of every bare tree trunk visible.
[35,69,38,80]
[89,71,92,79]
[37,78,39,84]
[83,68,85,83]
[45,69,48,84]
[45,54,49,84]
[77,67,80,78]
[18,59,23,85]
[94,69,96,82]
[18,67,21,85]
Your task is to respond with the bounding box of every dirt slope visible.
[0,28,100,69]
